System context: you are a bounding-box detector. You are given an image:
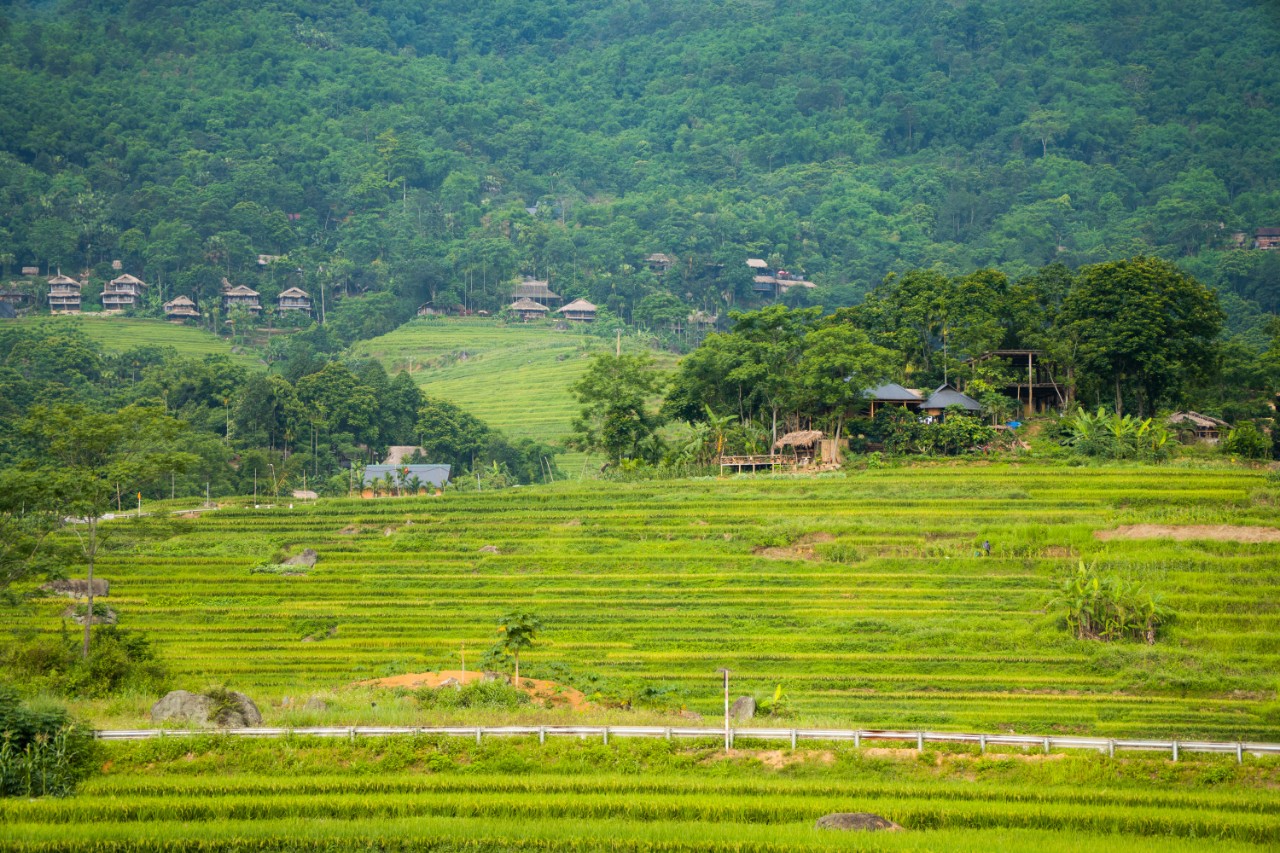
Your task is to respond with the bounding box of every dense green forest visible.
[2,0,1279,329]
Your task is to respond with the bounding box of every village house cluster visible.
[0,265,313,322]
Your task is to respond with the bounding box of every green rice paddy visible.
[351,318,678,474]
[9,462,1280,851]
[3,736,1277,851]
[17,315,263,370]
[20,463,1280,740]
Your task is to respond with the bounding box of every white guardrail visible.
[92,725,1280,762]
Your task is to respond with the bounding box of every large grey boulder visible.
[282,549,318,568]
[151,689,263,728]
[815,813,903,832]
[151,690,212,724]
[729,695,756,721]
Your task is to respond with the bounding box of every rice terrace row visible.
[18,464,1278,740]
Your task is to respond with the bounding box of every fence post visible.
[854,731,861,748]
[475,727,482,745]
[1043,737,1050,755]
[790,729,797,750]
[664,727,671,741]
[539,726,545,745]
[603,727,609,745]
[728,727,734,749]
[349,727,355,743]
[917,732,924,752]
[1107,740,1114,758]
[1171,740,1179,762]
[979,734,985,754]
[1236,742,1243,764]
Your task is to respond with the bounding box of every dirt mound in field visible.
[1095,525,1280,543]
[754,532,835,561]
[356,670,591,710]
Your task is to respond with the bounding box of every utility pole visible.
[616,329,621,357]
[716,668,731,750]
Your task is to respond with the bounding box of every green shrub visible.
[414,679,531,711]
[1059,408,1173,461]
[0,686,97,798]
[1048,561,1173,644]
[1221,422,1271,460]
[2,627,168,698]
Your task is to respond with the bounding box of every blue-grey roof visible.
[922,384,981,411]
[363,464,451,487]
[862,382,923,402]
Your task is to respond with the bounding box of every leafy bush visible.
[1048,561,1172,644]
[1059,408,1173,461]
[414,679,531,711]
[2,627,168,698]
[1221,422,1271,460]
[0,686,97,798]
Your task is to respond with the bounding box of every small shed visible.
[382,446,425,465]
[163,295,200,321]
[644,253,674,274]
[921,384,982,418]
[509,297,550,322]
[558,298,597,322]
[862,383,924,416]
[746,258,770,270]
[361,463,451,497]
[1255,227,1280,250]
[1167,411,1230,443]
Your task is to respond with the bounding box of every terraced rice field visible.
[351,318,677,474]
[18,314,263,370]
[3,737,1277,851]
[23,464,1280,740]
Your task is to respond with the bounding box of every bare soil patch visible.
[1095,525,1280,543]
[708,748,836,768]
[356,670,591,710]
[754,531,835,561]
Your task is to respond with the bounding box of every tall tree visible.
[1060,257,1223,415]
[23,405,197,658]
[568,353,667,465]
[795,325,897,442]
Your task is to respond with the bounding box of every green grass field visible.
[351,317,677,475]
[18,463,1280,740]
[16,314,263,370]
[3,736,1277,851]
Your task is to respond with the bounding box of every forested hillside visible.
[2,0,1279,325]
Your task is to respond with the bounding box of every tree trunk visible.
[1114,375,1123,416]
[82,519,96,659]
[513,653,520,689]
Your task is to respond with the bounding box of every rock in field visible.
[282,548,318,568]
[151,690,213,724]
[41,578,110,598]
[729,695,756,721]
[815,813,903,832]
[151,689,263,728]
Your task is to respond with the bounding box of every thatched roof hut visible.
[773,429,825,451]
[1167,411,1230,442]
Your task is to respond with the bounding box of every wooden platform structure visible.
[967,349,1068,413]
